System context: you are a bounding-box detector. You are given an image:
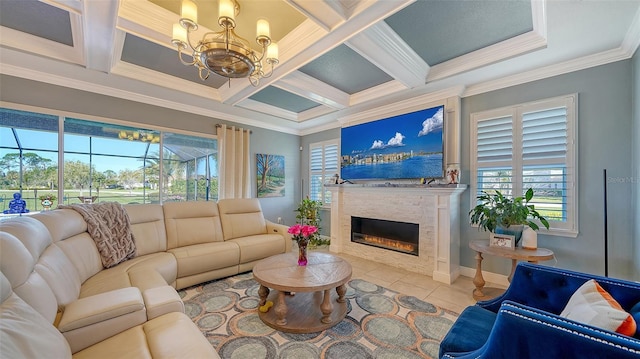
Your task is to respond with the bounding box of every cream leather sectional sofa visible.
[0,198,291,358]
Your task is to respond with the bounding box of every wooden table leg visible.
[274,291,288,326]
[472,251,486,299]
[508,259,518,282]
[258,285,269,306]
[320,289,333,324]
[336,284,347,303]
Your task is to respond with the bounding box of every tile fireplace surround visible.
[327,184,467,284]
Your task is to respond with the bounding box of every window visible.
[1,104,217,217]
[309,140,339,205]
[470,94,578,236]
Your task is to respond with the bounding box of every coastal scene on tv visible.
[341,105,444,180]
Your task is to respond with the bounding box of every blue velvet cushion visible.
[438,305,496,358]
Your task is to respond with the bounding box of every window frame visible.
[470,94,578,237]
[309,139,339,207]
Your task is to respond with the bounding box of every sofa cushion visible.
[71,312,220,359]
[163,201,224,249]
[168,241,240,278]
[229,234,287,264]
[34,210,104,283]
[560,279,637,336]
[125,204,168,255]
[217,198,267,240]
[79,253,176,298]
[0,272,72,359]
[438,305,497,358]
[0,233,60,323]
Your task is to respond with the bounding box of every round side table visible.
[469,240,554,300]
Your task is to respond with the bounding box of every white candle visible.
[256,18,270,39]
[219,0,235,20]
[267,43,278,60]
[172,23,187,44]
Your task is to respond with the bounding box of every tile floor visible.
[333,252,507,314]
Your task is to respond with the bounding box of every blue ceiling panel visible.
[249,86,321,113]
[385,0,533,65]
[0,0,73,46]
[298,45,393,95]
[121,34,228,88]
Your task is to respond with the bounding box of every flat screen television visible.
[340,105,444,181]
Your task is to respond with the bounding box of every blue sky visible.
[341,105,444,156]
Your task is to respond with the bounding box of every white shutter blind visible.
[309,140,339,204]
[522,107,567,164]
[477,116,513,164]
[522,106,569,221]
[475,116,513,196]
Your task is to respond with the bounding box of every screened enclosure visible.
[0,107,217,216]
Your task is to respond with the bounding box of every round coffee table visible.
[252,251,352,333]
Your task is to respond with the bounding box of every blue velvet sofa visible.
[439,262,640,358]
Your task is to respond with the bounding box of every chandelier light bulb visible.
[219,0,235,22]
[256,18,270,39]
[267,43,278,62]
[181,0,197,22]
[172,23,187,45]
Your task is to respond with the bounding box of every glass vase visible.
[298,239,309,266]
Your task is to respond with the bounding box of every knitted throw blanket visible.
[59,202,136,268]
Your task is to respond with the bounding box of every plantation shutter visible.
[522,106,569,221]
[475,115,513,196]
[309,140,339,204]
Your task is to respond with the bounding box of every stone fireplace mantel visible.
[327,184,467,284]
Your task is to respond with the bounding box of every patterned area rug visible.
[179,272,458,359]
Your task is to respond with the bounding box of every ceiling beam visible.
[218,0,414,106]
[275,71,349,109]
[346,21,428,89]
[82,0,119,73]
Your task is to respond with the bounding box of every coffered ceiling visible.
[1,0,639,135]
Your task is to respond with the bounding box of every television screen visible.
[340,105,444,180]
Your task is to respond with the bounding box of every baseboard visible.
[459,266,510,287]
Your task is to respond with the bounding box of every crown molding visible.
[340,86,463,127]
[347,21,428,88]
[349,80,407,106]
[0,25,83,65]
[621,5,640,56]
[110,61,222,102]
[463,46,632,98]
[0,47,301,136]
[237,99,298,121]
[284,0,346,31]
[298,105,338,123]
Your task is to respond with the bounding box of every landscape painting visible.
[341,105,445,180]
[256,154,285,198]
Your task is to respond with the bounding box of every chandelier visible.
[171,0,279,87]
[118,130,160,143]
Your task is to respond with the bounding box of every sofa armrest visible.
[58,287,147,353]
[442,301,640,359]
[266,220,293,252]
[478,263,598,314]
[142,285,184,319]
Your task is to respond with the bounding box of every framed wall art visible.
[256,154,285,198]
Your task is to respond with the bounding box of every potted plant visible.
[294,197,330,247]
[469,188,550,245]
[39,194,57,210]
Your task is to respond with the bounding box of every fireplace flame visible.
[358,234,417,254]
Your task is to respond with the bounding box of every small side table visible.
[469,240,554,301]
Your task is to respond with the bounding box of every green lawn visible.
[0,189,159,212]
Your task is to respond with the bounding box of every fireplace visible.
[351,216,419,256]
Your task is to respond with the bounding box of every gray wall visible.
[461,60,634,279]
[0,75,301,225]
[633,48,640,279]
[301,60,637,279]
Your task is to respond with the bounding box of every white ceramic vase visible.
[521,226,538,250]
